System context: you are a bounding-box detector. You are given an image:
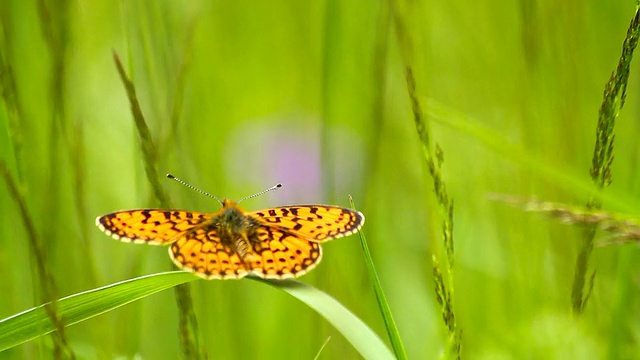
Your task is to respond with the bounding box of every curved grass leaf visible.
[0,272,394,359]
[355,230,407,359]
[349,197,407,359]
[253,278,395,360]
[0,272,196,352]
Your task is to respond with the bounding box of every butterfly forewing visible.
[250,205,365,241]
[96,209,213,244]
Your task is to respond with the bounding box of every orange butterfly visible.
[96,176,364,280]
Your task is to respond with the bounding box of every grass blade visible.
[255,278,396,360]
[0,272,196,352]
[1,272,394,359]
[350,197,407,359]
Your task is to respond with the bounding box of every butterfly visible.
[96,176,365,280]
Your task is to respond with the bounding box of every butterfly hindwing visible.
[248,226,322,279]
[168,223,322,280]
[169,225,250,279]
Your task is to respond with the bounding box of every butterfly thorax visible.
[215,200,262,261]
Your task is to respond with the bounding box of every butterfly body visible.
[213,200,262,260]
[96,198,364,280]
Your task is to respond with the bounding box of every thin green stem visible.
[576,3,640,314]
[350,196,407,360]
[113,51,205,359]
[0,162,72,359]
[391,0,460,357]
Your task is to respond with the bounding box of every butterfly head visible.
[221,199,241,210]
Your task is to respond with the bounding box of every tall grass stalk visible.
[391,0,461,356]
[575,3,640,314]
[113,51,205,359]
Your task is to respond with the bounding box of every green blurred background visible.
[2,0,640,358]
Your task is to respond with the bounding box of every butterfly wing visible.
[169,225,250,279]
[249,205,365,241]
[246,226,322,279]
[96,209,214,245]
[168,224,321,280]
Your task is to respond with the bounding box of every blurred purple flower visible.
[224,115,363,205]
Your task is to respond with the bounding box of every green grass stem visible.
[575,3,640,314]
[351,196,407,360]
[113,51,203,358]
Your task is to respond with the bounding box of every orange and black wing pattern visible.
[96,209,213,245]
[96,201,365,280]
[168,224,322,280]
[249,205,365,241]
[169,224,249,279]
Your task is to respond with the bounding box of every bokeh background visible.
[2,1,640,359]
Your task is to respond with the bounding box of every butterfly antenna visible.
[237,183,282,203]
[166,174,223,204]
